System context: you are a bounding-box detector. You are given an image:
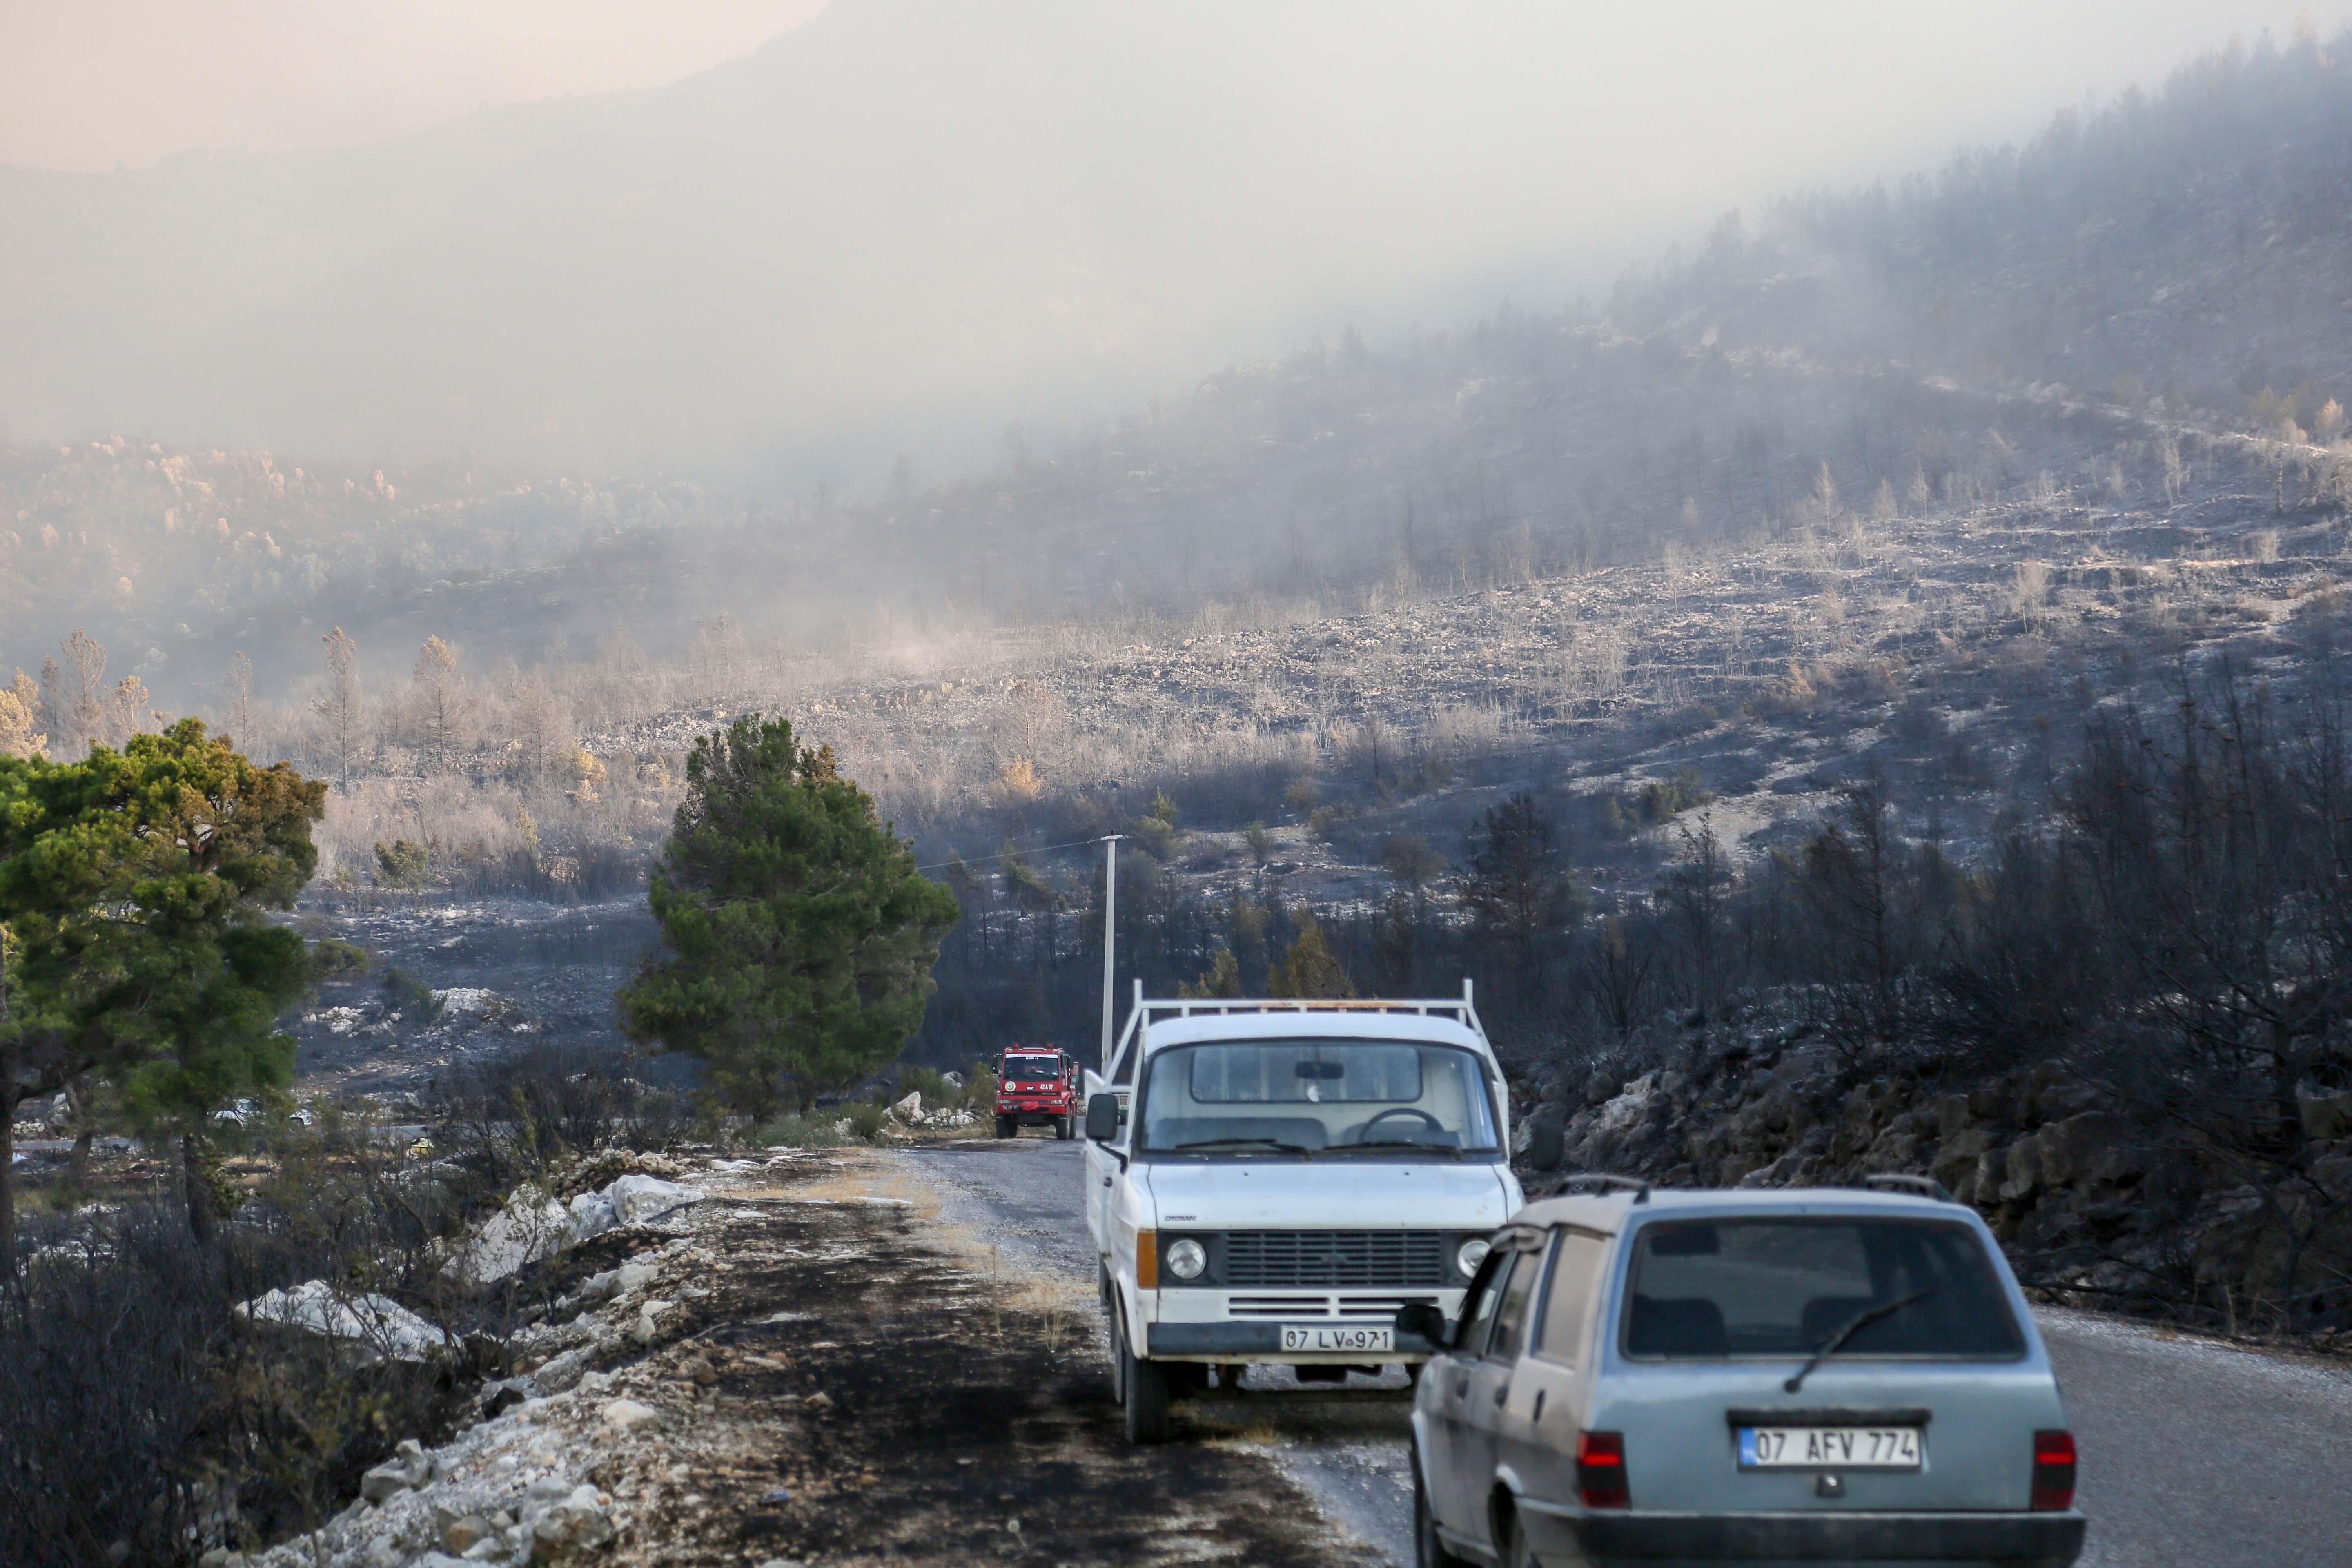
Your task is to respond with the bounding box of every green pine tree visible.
[1178,947,1243,998]
[619,717,957,1118]
[1268,913,1355,999]
[1,721,327,1245]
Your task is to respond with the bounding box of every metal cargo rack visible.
[1104,978,1485,1065]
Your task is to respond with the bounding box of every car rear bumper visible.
[1519,1504,2086,1566]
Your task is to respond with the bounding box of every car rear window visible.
[1621,1217,2025,1360]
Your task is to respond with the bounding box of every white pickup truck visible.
[1082,984,1524,1442]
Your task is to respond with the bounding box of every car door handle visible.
[1100,1177,1111,1187]
[1491,1383,1508,1406]
[1532,1390,1546,1423]
[1453,1376,1470,1399]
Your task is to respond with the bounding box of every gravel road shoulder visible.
[240,1147,1381,1568]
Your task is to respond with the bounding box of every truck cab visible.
[995,1045,1079,1139]
[1083,982,1523,1442]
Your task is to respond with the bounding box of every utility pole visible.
[1099,834,1123,1071]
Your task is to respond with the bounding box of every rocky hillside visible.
[1516,1007,2352,1345]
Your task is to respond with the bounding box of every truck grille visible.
[1227,1295,1439,1319]
[1223,1231,1450,1288]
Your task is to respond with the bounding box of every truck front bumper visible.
[1518,1503,2086,1566]
[1146,1321,1449,1360]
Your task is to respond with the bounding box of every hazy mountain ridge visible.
[1619,32,2352,414]
[0,440,734,700]
[9,29,2352,729]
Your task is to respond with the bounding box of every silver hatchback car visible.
[1403,1175,2087,1568]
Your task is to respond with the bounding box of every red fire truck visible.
[993,1045,1079,1140]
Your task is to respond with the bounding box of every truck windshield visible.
[1621,1217,2025,1360]
[1003,1058,1061,1084]
[1135,1040,1499,1158]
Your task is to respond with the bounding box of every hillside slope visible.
[14,33,2352,706]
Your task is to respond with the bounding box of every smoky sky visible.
[0,0,2330,477]
[0,0,832,172]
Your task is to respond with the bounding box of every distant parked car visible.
[1404,1175,2085,1568]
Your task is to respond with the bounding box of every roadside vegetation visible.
[0,1040,691,1566]
[617,714,957,1120]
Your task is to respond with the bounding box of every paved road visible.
[898,1139,2352,1568]
[2042,1310,2352,1568]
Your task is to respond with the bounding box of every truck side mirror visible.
[1394,1301,1450,1349]
[1085,1093,1122,1143]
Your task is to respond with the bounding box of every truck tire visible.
[1054,1115,1073,1140]
[1100,1266,1125,1405]
[1122,1321,1172,1444]
[993,1115,1015,1138]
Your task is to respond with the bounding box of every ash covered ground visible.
[239,1147,1385,1568]
[289,895,660,1100]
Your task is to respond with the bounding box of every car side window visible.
[1533,1230,1607,1366]
[1456,1249,1512,1356]
[1486,1247,1542,1363]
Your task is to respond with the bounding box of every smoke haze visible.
[0,0,2318,483]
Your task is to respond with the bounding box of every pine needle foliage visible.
[0,720,327,1243]
[619,716,958,1116]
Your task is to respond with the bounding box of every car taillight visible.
[2031,1430,2076,1511]
[1575,1430,1628,1508]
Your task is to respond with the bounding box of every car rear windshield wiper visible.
[1167,1137,1317,1155]
[1784,1290,1930,1393]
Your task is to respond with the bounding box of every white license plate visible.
[1280,1325,1394,1353]
[1738,1426,1923,1468]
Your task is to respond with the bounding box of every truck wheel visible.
[1123,1338,1172,1443]
[1100,1267,1124,1404]
[993,1115,1015,1138]
[1054,1115,1074,1140]
[1414,1436,1473,1568]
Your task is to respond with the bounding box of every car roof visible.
[1515,1184,1977,1238]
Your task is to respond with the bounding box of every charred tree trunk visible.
[65,1074,92,1190]
[0,1079,16,1270]
[183,1131,219,1245]
[0,944,16,1267]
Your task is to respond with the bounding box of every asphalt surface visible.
[2041,1310,2352,1568]
[897,1138,2352,1568]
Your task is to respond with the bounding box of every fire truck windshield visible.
[1003,1056,1062,1084]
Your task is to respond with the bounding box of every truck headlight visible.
[1165,1238,1207,1280]
[1455,1238,1490,1277]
